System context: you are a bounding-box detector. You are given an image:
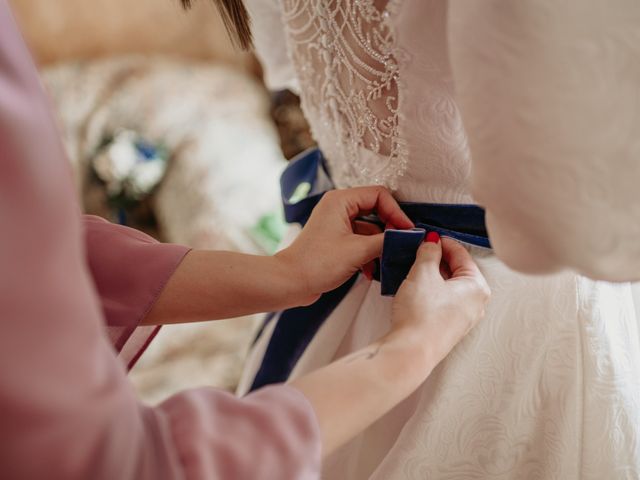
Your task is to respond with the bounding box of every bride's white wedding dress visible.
[239,1,640,478]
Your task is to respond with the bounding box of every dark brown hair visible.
[181,0,252,50]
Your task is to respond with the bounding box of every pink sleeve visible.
[156,386,321,479]
[0,2,321,478]
[83,215,190,367]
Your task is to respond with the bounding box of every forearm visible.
[144,249,313,325]
[289,331,435,457]
[142,185,417,326]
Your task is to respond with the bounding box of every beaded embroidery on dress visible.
[275,0,473,203]
[281,0,408,190]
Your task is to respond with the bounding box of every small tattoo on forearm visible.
[346,345,381,363]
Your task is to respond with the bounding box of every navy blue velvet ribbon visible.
[282,148,490,294]
[249,148,491,391]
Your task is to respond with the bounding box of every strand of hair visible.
[181,0,252,50]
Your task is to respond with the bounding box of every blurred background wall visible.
[9,0,254,70]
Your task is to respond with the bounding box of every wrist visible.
[380,328,438,384]
[272,250,320,307]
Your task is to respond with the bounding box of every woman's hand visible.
[290,233,490,456]
[275,186,413,304]
[387,233,491,371]
[143,186,410,324]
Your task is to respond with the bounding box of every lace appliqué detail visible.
[282,0,408,190]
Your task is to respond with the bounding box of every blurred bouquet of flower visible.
[93,129,169,203]
[90,129,169,228]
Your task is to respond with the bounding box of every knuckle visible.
[416,242,430,255]
[474,308,486,322]
[471,278,491,301]
[406,262,425,279]
[481,284,492,301]
[406,263,432,282]
[370,185,389,199]
[322,190,340,204]
[416,243,436,260]
[324,190,338,200]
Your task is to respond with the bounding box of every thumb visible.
[409,232,442,279]
[353,232,385,265]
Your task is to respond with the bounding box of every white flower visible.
[130,160,166,198]
[92,130,168,198]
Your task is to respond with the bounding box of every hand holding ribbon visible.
[276,186,414,304]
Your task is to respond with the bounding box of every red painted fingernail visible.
[426,231,440,243]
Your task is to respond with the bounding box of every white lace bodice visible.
[248,0,472,204]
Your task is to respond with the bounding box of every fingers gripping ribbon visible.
[250,148,492,391]
[281,148,492,296]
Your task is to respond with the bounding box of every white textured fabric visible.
[448,0,640,281]
[240,1,640,478]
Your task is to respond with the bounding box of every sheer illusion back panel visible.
[282,0,405,189]
[277,0,473,203]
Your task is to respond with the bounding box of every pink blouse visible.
[0,2,321,479]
